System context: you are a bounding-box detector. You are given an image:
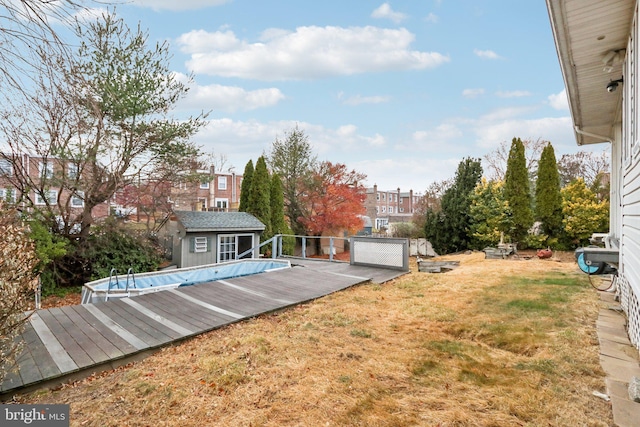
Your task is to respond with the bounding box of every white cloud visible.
[177,26,449,80]
[548,89,569,110]
[340,94,391,105]
[474,49,502,60]
[480,106,538,122]
[192,119,387,172]
[371,3,408,24]
[424,13,439,24]
[474,116,573,150]
[353,157,459,192]
[496,90,531,98]
[463,88,485,98]
[130,0,230,11]
[410,123,464,151]
[179,83,285,112]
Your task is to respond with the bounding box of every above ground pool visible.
[81,259,291,304]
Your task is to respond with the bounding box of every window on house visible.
[40,161,54,179]
[399,207,404,213]
[218,176,227,190]
[389,207,393,214]
[382,193,386,201]
[68,163,79,179]
[71,191,84,208]
[0,188,17,202]
[381,206,386,213]
[36,190,57,205]
[375,206,379,214]
[215,199,228,209]
[0,158,13,177]
[376,193,380,201]
[200,180,210,189]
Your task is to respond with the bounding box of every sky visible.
[76,0,605,193]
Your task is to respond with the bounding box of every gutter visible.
[574,126,612,144]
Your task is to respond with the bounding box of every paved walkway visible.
[597,291,640,426]
[1,261,405,399]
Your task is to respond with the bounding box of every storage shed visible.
[168,211,266,268]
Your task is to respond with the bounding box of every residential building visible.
[0,153,110,225]
[364,184,421,230]
[547,1,639,349]
[171,166,243,213]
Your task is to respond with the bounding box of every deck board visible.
[1,260,406,398]
[69,305,132,358]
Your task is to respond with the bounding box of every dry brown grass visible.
[15,252,613,426]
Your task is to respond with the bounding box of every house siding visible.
[180,232,217,268]
[619,4,640,348]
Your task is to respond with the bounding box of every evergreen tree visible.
[535,143,563,237]
[247,156,272,239]
[504,137,534,244]
[424,208,446,254]
[238,159,254,212]
[469,179,512,249]
[266,126,316,235]
[270,173,295,254]
[430,157,483,254]
[560,179,609,247]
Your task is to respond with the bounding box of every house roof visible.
[174,211,265,232]
[546,0,634,145]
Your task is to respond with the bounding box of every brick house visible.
[171,166,243,212]
[0,154,110,224]
[364,185,421,230]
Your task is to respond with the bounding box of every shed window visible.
[189,236,211,253]
[218,234,254,262]
[194,236,208,253]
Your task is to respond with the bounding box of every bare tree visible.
[412,179,452,232]
[557,150,610,187]
[0,1,88,99]
[0,11,207,241]
[483,138,548,181]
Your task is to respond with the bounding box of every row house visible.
[170,166,243,213]
[0,154,110,226]
[364,184,421,230]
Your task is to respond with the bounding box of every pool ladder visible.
[105,268,137,301]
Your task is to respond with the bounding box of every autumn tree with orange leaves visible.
[298,161,366,251]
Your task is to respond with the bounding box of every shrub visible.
[0,203,39,383]
[82,221,164,281]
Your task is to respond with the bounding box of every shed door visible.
[217,233,255,262]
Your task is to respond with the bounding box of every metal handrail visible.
[125,268,136,291]
[235,234,349,262]
[105,268,119,301]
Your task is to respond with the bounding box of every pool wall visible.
[81,259,291,304]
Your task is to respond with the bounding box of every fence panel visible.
[350,237,409,271]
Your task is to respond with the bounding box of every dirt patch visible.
[39,293,81,309]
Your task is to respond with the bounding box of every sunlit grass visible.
[15,254,612,427]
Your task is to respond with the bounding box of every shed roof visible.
[174,211,265,232]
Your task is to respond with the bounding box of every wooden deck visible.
[1,261,405,398]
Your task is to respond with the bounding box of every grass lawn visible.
[14,252,613,426]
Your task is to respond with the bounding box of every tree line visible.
[420,138,609,254]
[238,127,367,255]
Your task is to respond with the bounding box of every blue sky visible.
[88,0,598,192]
